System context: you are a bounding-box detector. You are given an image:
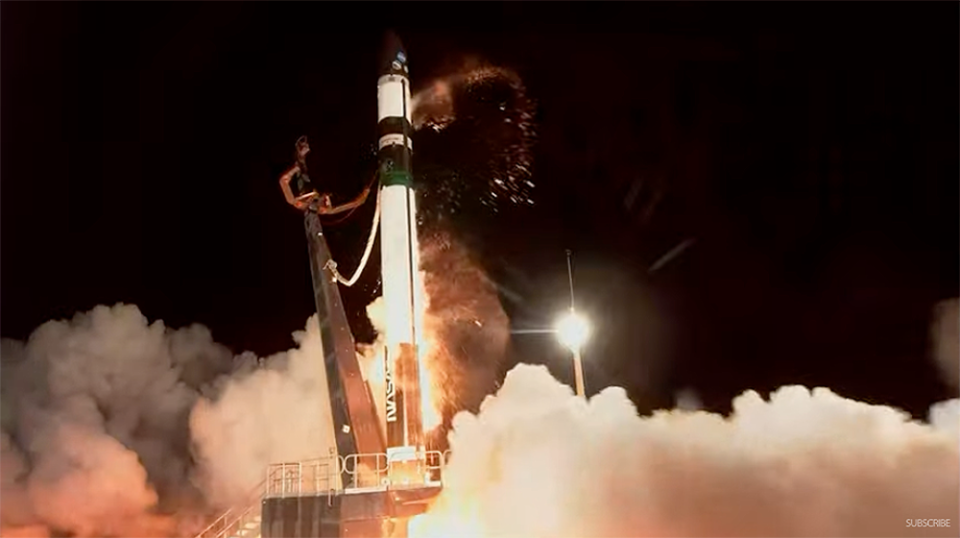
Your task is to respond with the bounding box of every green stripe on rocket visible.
[379,160,414,188]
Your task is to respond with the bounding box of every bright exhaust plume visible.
[411,364,960,538]
[1,291,956,537]
[554,310,590,351]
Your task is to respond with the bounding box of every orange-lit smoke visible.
[358,296,442,435]
[410,364,959,538]
[0,305,243,537]
[358,229,509,444]
[1,305,344,537]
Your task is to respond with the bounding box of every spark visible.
[411,61,538,212]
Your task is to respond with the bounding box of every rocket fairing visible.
[377,31,426,479]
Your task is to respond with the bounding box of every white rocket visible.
[377,31,426,477]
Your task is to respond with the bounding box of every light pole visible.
[555,249,589,397]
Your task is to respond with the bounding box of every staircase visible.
[229,509,261,538]
[194,482,264,538]
[194,450,451,538]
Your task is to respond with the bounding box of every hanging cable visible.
[318,205,361,227]
[324,184,381,287]
[319,172,380,226]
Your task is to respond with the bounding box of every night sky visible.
[3,3,957,418]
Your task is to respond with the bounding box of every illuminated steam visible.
[0,230,508,538]
[412,364,960,538]
[189,315,338,509]
[0,304,337,537]
[0,305,216,537]
[0,270,954,538]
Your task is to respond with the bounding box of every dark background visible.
[3,3,957,417]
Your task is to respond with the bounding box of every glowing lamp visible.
[555,310,590,352]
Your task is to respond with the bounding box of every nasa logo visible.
[385,369,398,423]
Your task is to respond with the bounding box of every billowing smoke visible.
[189,316,337,509]
[0,305,216,537]
[0,226,510,538]
[0,304,336,537]
[358,229,511,446]
[931,297,959,392]
[412,364,960,538]
[418,229,510,435]
[2,267,953,538]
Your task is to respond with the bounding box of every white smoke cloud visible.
[929,398,960,439]
[413,364,960,538]
[0,431,38,530]
[0,304,337,537]
[3,293,957,538]
[357,296,390,441]
[189,315,338,509]
[0,304,213,537]
[25,422,171,537]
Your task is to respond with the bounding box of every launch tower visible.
[251,31,438,538]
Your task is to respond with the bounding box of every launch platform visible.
[194,450,448,538]
[260,451,447,538]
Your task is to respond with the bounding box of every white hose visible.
[324,186,381,287]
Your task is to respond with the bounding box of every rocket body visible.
[377,32,425,479]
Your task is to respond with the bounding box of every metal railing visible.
[194,449,453,538]
[194,479,265,538]
[196,501,259,538]
[264,456,342,496]
[264,449,451,498]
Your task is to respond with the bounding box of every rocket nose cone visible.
[380,30,408,75]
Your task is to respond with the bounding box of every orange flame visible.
[358,277,445,440]
[408,499,486,538]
